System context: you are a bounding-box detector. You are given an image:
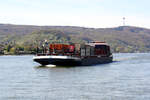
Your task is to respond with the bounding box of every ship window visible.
[95,45,108,55]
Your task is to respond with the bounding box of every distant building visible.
[0,44,4,54]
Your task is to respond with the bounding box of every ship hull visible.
[33,55,113,66]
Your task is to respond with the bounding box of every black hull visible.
[33,56,113,66]
[81,56,113,66]
[34,58,81,66]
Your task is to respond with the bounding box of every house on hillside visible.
[0,44,4,54]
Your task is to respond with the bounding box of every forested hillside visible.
[1,24,150,54]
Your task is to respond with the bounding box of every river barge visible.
[33,41,113,66]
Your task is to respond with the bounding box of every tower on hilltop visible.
[123,17,126,26]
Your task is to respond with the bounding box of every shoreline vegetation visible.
[0,42,148,55]
[0,44,38,55]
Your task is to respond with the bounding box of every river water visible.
[0,53,150,100]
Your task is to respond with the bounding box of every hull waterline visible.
[33,55,113,66]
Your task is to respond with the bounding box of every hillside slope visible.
[0,24,150,52]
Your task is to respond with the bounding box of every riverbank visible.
[0,54,34,56]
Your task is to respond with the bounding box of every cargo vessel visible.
[33,41,113,66]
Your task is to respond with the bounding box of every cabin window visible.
[95,45,109,55]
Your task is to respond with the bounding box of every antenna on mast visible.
[123,17,125,26]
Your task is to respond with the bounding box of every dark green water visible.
[0,53,150,100]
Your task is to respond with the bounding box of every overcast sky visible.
[0,0,150,28]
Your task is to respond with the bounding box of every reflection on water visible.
[0,53,150,100]
[35,65,56,68]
